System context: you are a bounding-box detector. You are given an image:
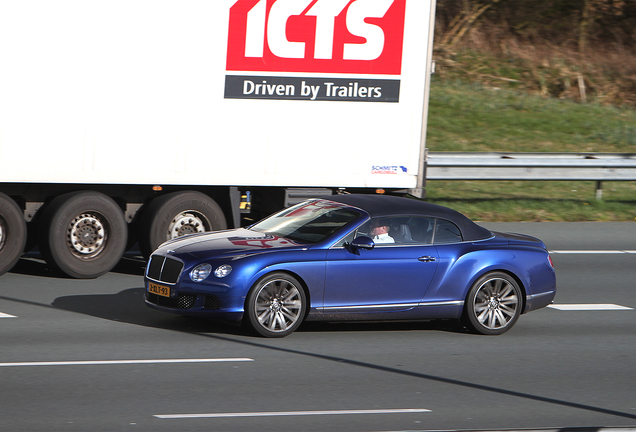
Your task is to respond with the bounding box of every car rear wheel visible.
[463,272,522,335]
[245,273,306,338]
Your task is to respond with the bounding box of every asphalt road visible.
[1,222,635,432]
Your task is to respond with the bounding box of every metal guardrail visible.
[426,152,636,199]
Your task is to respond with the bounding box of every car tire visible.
[38,191,128,279]
[245,273,307,338]
[463,272,522,335]
[139,191,226,260]
[0,192,27,276]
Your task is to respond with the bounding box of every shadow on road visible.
[51,287,246,336]
[51,286,469,338]
[10,255,148,279]
[9,257,62,278]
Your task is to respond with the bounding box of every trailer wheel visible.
[38,191,127,279]
[0,193,27,276]
[139,191,226,259]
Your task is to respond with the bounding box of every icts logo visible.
[226,0,406,75]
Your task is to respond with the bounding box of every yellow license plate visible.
[148,282,171,298]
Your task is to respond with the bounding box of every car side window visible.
[399,217,435,245]
[334,230,356,248]
[338,217,437,247]
[432,219,463,244]
[334,216,462,248]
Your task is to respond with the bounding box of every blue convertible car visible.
[144,194,556,337]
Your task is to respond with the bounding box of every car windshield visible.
[249,200,361,244]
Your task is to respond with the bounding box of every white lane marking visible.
[437,429,636,432]
[550,250,636,254]
[0,312,17,318]
[549,304,633,311]
[0,358,254,367]
[155,408,431,419]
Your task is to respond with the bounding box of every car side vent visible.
[147,255,184,284]
[204,295,222,310]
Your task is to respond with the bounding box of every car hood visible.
[152,228,310,261]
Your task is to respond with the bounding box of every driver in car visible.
[369,219,395,244]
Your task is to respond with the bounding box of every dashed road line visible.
[0,312,16,318]
[437,428,636,432]
[0,358,254,367]
[550,250,636,254]
[154,408,431,419]
[549,304,633,311]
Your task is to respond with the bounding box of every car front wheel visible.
[463,272,522,335]
[245,273,306,338]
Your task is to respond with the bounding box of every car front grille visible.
[146,292,196,309]
[147,255,184,284]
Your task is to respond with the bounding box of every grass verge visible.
[424,80,636,221]
[425,180,636,222]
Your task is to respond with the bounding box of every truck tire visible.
[38,191,128,279]
[139,191,227,259]
[0,193,27,277]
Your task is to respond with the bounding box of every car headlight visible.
[190,264,212,282]
[214,264,232,278]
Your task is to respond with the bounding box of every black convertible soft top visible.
[324,194,493,242]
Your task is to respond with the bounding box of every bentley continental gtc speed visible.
[144,194,556,337]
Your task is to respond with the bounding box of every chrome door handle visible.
[418,256,436,262]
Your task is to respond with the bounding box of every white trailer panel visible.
[0,0,434,188]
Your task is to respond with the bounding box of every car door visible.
[322,217,439,312]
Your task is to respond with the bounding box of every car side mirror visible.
[351,236,374,250]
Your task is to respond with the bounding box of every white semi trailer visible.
[0,0,436,278]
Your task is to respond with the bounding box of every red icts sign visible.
[226,0,406,75]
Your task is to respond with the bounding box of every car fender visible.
[425,246,537,304]
[240,250,329,310]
